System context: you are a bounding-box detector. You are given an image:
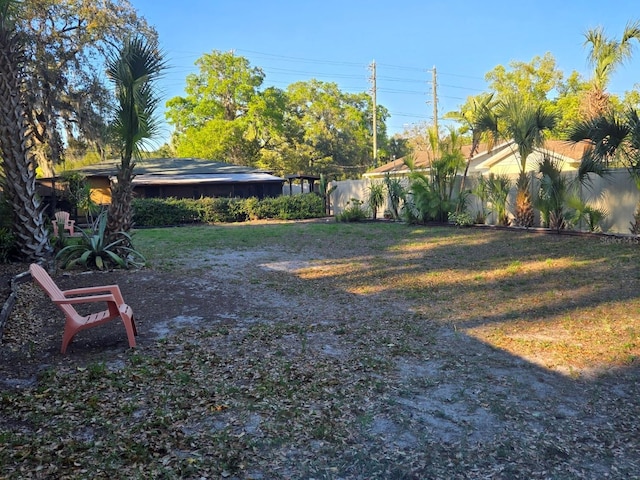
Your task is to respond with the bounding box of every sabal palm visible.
[105,36,166,242]
[458,93,499,194]
[583,21,640,117]
[0,0,50,261]
[569,108,640,232]
[498,95,557,226]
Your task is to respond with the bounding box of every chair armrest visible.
[56,293,116,305]
[62,285,125,304]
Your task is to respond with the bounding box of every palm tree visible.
[583,21,640,117]
[456,93,499,195]
[0,0,50,261]
[498,95,558,227]
[569,108,640,233]
[105,36,166,243]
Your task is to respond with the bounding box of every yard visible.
[1,221,639,479]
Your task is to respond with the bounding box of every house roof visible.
[72,157,277,177]
[365,140,592,177]
[365,143,497,177]
[472,140,592,172]
[133,172,285,185]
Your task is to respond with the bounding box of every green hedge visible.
[132,194,324,227]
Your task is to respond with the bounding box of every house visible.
[39,158,286,207]
[469,140,591,176]
[364,140,591,179]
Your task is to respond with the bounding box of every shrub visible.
[336,199,368,222]
[132,198,200,226]
[448,211,474,227]
[132,195,325,226]
[0,227,15,263]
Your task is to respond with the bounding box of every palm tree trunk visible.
[106,161,134,247]
[0,7,51,261]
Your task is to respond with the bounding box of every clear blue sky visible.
[129,0,640,143]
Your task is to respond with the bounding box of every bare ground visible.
[0,233,639,479]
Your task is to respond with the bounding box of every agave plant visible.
[56,210,146,270]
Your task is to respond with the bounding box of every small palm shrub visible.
[56,211,146,270]
[383,174,405,220]
[486,173,512,226]
[471,174,490,224]
[367,181,385,219]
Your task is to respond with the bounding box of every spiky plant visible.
[0,0,50,261]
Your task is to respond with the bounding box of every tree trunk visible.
[106,161,134,248]
[0,17,51,261]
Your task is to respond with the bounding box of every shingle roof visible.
[366,140,591,176]
[74,158,275,177]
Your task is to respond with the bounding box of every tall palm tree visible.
[0,0,50,261]
[569,108,640,233]
[583,21,640,117]
[498,95,558,227]
[105,36,166,243]
[457,93,499,195]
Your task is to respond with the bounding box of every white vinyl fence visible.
[328,169,639,234]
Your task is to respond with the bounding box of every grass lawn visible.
[1,221,639,478]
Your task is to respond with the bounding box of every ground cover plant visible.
[1,221,639,478]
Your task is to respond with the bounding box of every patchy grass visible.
[1,221,640,478]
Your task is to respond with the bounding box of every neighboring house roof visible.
[68,157,285,185]
[471,140,591,174]
[365,140,592,178]
[364,143,501,178]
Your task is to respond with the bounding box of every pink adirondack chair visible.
[29,264,137,353]
[52,211,76,237]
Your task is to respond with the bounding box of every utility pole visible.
[432,65,438,136]
[369,60,377,167]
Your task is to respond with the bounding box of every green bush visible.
[0,227,15,263]
[448,211,474,227]
[336,199,368,222]
[271,194,324,220]
[132,194,324,227]
[198,197,248,223]
[132,198,200,227]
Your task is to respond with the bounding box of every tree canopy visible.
[166,51,387,177]
[18,0,156,175]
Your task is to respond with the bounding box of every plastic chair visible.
[52,211,76,237]
[29,263,137,353]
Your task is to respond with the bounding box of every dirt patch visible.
[1,236,639,478]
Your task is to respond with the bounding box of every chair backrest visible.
[54,211,71,227]
[29,264,66,303]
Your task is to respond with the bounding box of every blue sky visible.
[129,0,640,143]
